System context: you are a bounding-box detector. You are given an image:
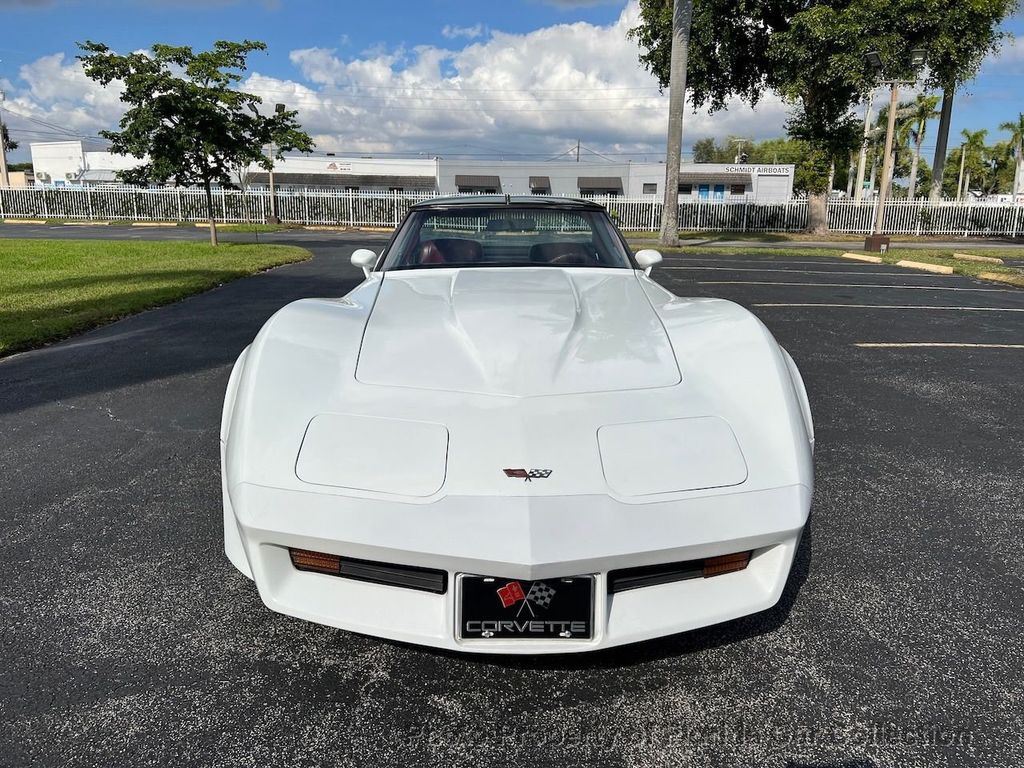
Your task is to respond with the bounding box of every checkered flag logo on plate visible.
[526,581,556,609]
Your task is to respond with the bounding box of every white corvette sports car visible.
[221,196,813,654]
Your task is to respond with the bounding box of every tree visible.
[959,128,988,198]
[630,0,925,233]
[922,0,1016,201]
[1,123,18,153]
[629,0,1016,231]
[78,40,313,245]
[1000,113,1024,199]
[691,135,752,163]
[904,94,940,199]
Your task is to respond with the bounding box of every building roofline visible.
[409,194,605,211]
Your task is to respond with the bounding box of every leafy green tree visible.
[903,94,940,199]
[78,39,314,245]
[1,123,18,153]
[691,135,751,163]
[629,0,1015,231]
[691,137,718,163]
[1000,113,1024,198]
[959,128,988,198]
[630,0,912,232]
[919,0,1017,200]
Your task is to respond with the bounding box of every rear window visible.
[380,207,634,271]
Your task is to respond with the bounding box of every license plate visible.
[458,575,594,640]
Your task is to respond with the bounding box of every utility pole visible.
[659,0,695,247]
[576,139,580,163]
[0,90,10,189]
[731,138,747,163]
[854,95,873,203]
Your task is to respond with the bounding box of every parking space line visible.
[854,342,1024,348]
[663,258,854,267]
[664,266,927,277]
[754,303,1024,312]
[699,281,1014,293]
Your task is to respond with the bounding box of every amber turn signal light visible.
[702,551,751,578]
[289,548,341,575]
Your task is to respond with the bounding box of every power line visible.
[244,83,664,94]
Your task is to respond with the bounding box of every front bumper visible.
[224,481,810,654]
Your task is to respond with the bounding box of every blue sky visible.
[1,0,1022,164]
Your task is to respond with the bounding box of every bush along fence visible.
[1,186,1023,237]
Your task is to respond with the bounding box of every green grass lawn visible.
[0,239,311,356]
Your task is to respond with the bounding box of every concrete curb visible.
[64,221,111,226]
[896,259,954,274]
[842,252,883,263]
[132,222,178,227]
[978,271,1024,288]
[954,252,1004,265]
[1,219,47,224]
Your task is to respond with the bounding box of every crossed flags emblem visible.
[496,580,556,617]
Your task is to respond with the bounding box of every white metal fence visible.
[1,186,1022,237]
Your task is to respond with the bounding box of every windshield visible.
[380,207,634,271]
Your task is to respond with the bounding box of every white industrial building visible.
[28,140,795,201]
[436,159,793,200]
[29,140,143,186]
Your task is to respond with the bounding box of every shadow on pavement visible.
[0,262,364,416]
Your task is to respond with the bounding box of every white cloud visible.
[983,35,1024,70]
[441,23,485,40]
[4,1,792,160]
[3,53,125,148]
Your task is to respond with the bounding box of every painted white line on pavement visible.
[664,258,853,267]
[699,281,1013,293]
[664,266,914,277]
[854,342,1024,349]
[754,303,1024,312]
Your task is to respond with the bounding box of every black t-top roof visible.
[409,195,605,212]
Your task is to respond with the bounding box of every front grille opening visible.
[608,550,752,593]
[288,548,448,594]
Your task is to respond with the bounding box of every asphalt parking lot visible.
[1,230,1022,768]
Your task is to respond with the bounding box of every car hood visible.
[355,268,681,397]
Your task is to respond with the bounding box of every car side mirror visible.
[351,248,377,278]
[634,249,663,276]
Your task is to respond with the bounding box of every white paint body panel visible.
[356,269,680,396]
[295,414,449,497]
[598,416,748,496]
[221,265,814,653]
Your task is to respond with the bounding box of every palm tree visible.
[959,128,988,200]
[905,94,940,199]
[1000,113,1024,199]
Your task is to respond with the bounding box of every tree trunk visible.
[929,86,954,202]
[806,192,828,235]
[963,170,971,200]
[1015,142,1023,199]
[907,129,922,200]
[203,178,219,247]
[658,0,695,247]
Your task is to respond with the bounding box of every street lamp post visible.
[267,102,285,224]
[865,48,926,252]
